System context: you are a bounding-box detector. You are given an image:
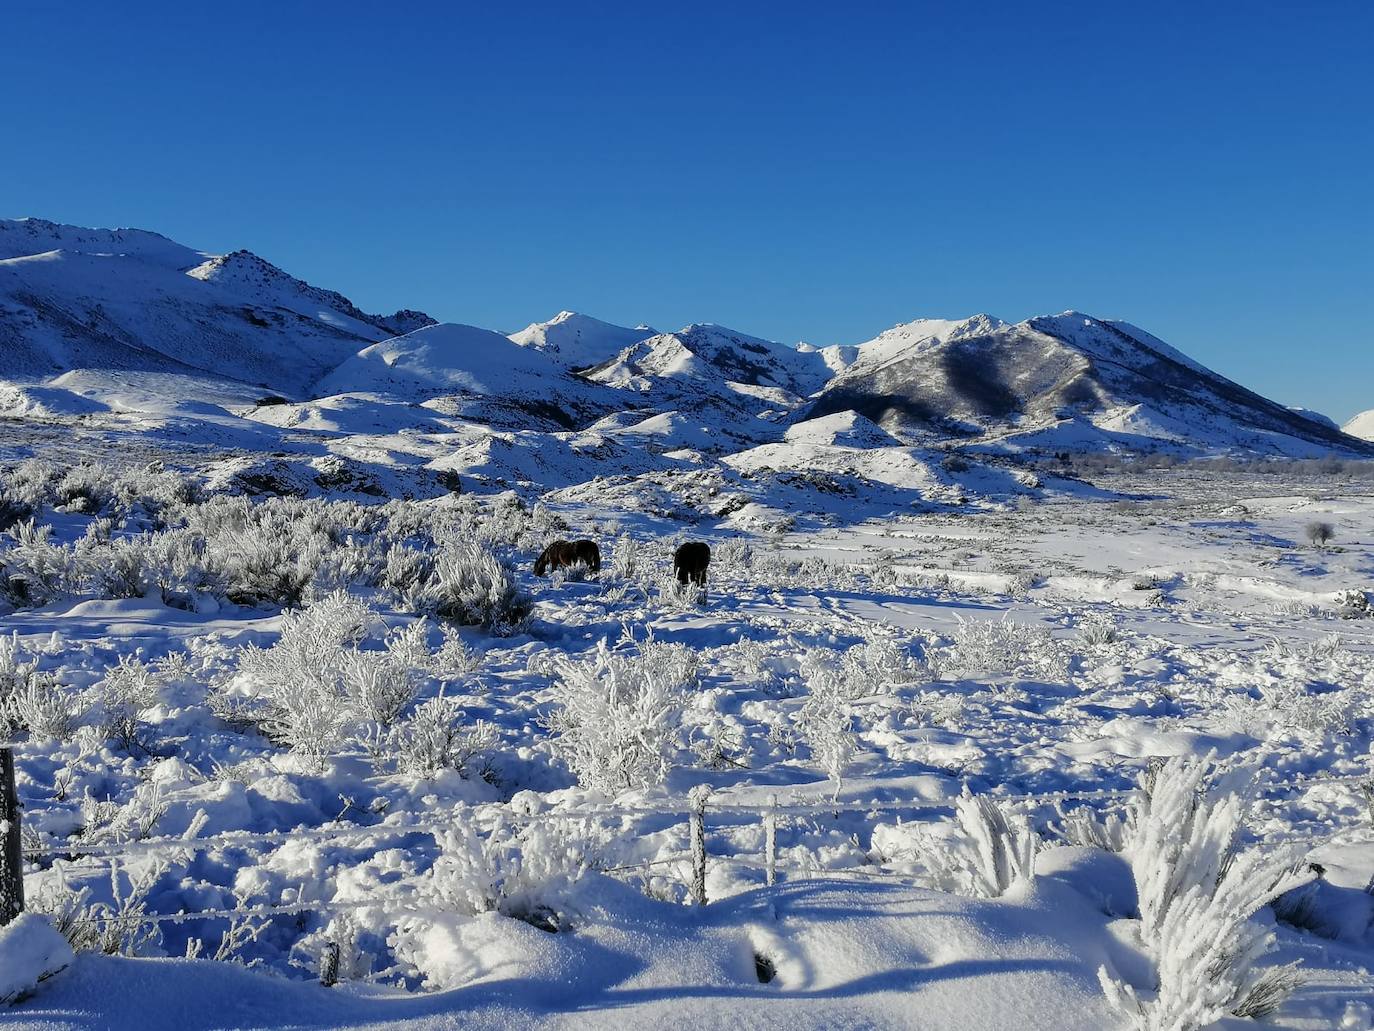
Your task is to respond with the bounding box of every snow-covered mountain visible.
[509,311,656,369]
[315,322,622,430]
[1344,409,1374,442]
[808,312,1372,457]
[582,324,832,402]
[0,217,434,394]
[3,216,1370,499]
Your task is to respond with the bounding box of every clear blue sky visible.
[6,1,1372,418]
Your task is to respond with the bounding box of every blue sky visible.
[6,1,1372,418]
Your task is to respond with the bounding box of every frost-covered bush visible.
[3,673,81,742]
[473,493,530,548]
[388,696,497,779]
[937,617,1067,682]
[1,520,82,605]
[412,540,530,633]
[714,537,752,570]
[609,533,639,580]
[222,592,378,760]
[794,649,857,800]
[1053,806,1129,852]
[544,639,695,795]
[96,655,164,753]
[26,862,165,956]
[340,650,418,727]
[943,794,1039,898]
[1099,755,1309,1030]
[393,815,599,981]
[1078,614,1119,647]
[840,636,922,696]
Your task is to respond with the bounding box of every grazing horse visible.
[673,541,711,586]
[571,539,601,572]
[534,539,601,576]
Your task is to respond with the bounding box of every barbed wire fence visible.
[3,747,1370,984]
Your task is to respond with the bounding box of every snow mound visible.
[0,914,74,1005]
[784,410,901,448]
[0,381,108,419]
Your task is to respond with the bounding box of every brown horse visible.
[673,542,711,586]
[534,539,601,576]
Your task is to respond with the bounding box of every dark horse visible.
[673,542,711,586]
[534,539,601,576]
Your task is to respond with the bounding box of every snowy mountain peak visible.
[810,310,1374,457]
[509,311,657,369]
[1344,409,1374,442]
[0,216,207,269]
[187,250,435,339]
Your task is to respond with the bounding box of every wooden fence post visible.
[1,747,24,926]
[764,793,778,887]
[320,940,340,987]
[689,785,710,907]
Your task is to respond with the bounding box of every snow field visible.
[1,460,1373,1028]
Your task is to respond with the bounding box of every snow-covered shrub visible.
[544,639,694,795]
[388,696,497,779]
[840,635,921,696]
[1099,755,1309,1030]
[381,541,434,598]
[26,861,165,957]
[413,540,530,633]
[794,649,857,800]
[96,655,164,753]
[419,814,597,928]
[80,781,169,844]
[714,537,752,570]
[609,533,639,580]
[909,689,966,728]
[224,591,377,760]
[474,493,530,548]
[81,535,156,599]
[1053,806,1129,852]
[1,520,82,605]
[340,650,417,727]
[54,463,116,515]
[1078,614,1119,647]
[431,626,480,679]
[945,793,1039,898]
[1335,588,1371,619]
[3,672,82,742]
[937,617,1067,682]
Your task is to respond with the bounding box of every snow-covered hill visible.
[315,322,624,430]
[1343,409,1374,442]
[509,310,656,369]
[808,312,1373,457]
[583,324,832,401]
[0,218,434,395]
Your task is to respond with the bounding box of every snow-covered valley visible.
[1,218,1372,1030]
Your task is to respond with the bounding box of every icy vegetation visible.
[0,453,1371,1030]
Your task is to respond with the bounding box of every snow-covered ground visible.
[1,453,1372,1029]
